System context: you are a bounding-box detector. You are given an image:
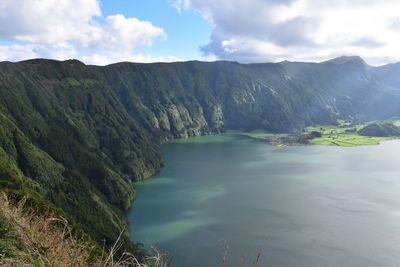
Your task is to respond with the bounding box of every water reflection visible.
[127,135,400,267]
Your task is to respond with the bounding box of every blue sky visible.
[1,0,400,65]
[0,0,214,64]
[99,0,211,60]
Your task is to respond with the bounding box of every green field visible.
[308,134,388,146]
[231,119,400,147]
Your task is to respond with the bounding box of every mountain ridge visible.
[0,55,399,255]
[11,55,394,67]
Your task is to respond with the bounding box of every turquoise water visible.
[127,134,400,266]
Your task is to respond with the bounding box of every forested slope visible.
[0,56,399,253]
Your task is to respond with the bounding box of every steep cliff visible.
[0,56,399,253]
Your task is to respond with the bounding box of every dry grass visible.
[219,240,261,267]
[0,191,261,267]
[0,192,169,267]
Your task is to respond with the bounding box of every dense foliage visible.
[0,56,399,253]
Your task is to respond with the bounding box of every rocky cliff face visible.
[0,56,399,253]
[101,61,337,137]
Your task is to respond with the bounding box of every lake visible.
[127,134,400,267]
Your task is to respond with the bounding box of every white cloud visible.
[0,0,166,64]
[94,14,166,50]
[176,0,400,65]
[83,52,178,66]
[0,0,101,44]
[0,44,38,62]
[171,0,191,13]
[0,43,77,62]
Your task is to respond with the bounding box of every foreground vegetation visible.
[1,57,400,262]
[0,191,265,267]
[0,192,169,267]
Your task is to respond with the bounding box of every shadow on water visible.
[127,135,400,267]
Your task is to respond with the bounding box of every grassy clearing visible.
[231,119,400,147]
[308,135,388,146]
[305,119,400,146]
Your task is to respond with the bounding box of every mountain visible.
[358,122,400,137]
[0,56,399,254]
[372,62,400,89]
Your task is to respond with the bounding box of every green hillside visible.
[0,56,399,256]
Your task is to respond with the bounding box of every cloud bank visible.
[0,0,167,64]
[175,0,400,65]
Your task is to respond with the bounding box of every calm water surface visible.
[127,134,400,267]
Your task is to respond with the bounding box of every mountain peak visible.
[324,55,367,66]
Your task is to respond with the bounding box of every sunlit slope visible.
[0,56,399,253]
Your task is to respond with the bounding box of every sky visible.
[1,0,400,65]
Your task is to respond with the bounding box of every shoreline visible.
[227,121,400,147]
